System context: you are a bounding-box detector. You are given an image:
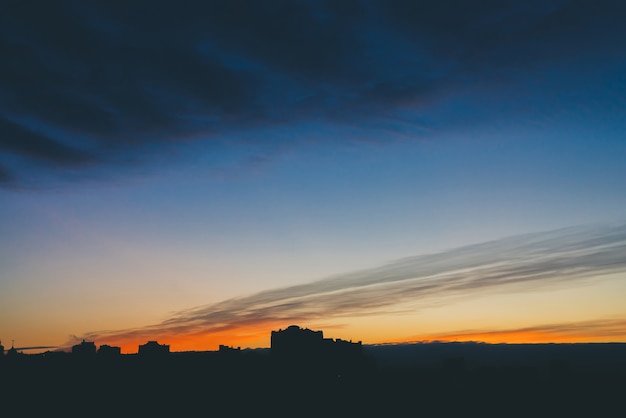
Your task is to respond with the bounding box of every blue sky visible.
[1,0,625,352]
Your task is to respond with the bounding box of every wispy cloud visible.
[12,345,58,352]
[73,223,626,350]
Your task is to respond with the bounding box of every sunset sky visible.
[2,1,626,354]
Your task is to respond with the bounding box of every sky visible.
[1,0,626,354]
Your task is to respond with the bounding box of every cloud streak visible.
[74,222,626,349]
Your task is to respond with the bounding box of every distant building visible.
[72,339,97,356]
[219,344,241,352]
[270,325,365,377]
[271,325,325,357]
[6,343,19,359]
[271,325,362,358]
[138,341,170,356]
[98,344,122,356]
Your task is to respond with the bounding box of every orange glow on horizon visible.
[93,330,269,354]
[388,331,614,345]
[386,319,626,345]
[64,318,626,353]
[83,321,291,354]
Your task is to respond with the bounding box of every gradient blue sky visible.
[1,0,625,352]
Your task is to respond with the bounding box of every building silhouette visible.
[271,325,362,357]
[138,340,170,356]
[270,325,367,377]
[97,344,122,356]
[219,344,241,353]
[72,339,97,356]
[6,342,19,358]
[271,325,325,357]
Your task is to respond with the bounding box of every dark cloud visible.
[74,223,626,346]
[2,0,625,186]
[0,164,12,183]
[0,117,93,165]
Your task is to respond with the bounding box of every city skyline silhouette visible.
[2,324,625,416]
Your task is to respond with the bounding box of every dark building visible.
[138,340,170,356]
[72,340,97,356]
[270,325,367,377]
[6,343,20,359]
[97,344,122,356]
[271,325,325,357]
[219,344,241,352]
[271,325,362,357]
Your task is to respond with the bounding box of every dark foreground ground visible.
[2,343,625,417]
